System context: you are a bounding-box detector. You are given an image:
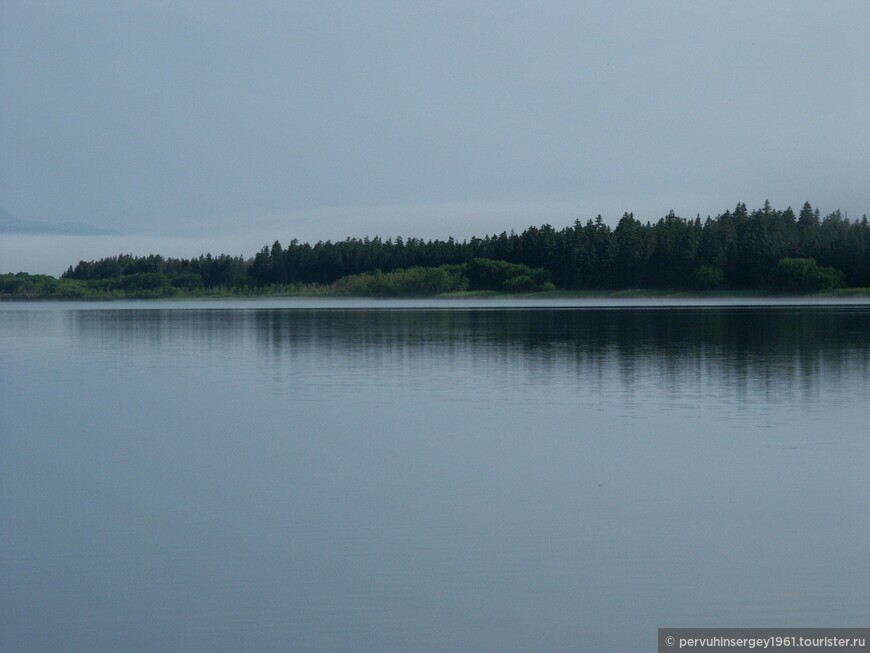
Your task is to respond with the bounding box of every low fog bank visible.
[2,196,842,277]
[0,233,262,277]
[0,202,584,276]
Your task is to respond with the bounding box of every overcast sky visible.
[2,0,869,251]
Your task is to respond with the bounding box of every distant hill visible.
[0,206,114,235]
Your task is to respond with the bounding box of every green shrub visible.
[119,272,170,295]
[463,258,552,291]
[502,275,538,292]
[689,265,726,290]
[331,265,468,296]
[170,272,205,291]
[770,257,845,292]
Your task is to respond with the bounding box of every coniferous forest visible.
[2,202,869,299]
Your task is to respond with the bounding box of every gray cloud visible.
[1,0,868,246]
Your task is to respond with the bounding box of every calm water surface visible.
[1,299,869,652]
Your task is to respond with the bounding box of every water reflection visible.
[67,306,870,403]
[5,303,868,653]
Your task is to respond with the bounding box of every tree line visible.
[3,201,868,298]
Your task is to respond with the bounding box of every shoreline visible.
[3,287,870,304]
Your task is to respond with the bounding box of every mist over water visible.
[1,301,868,652]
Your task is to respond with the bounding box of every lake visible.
[1,298,869,652]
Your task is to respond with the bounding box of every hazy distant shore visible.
[4,201,870,300]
